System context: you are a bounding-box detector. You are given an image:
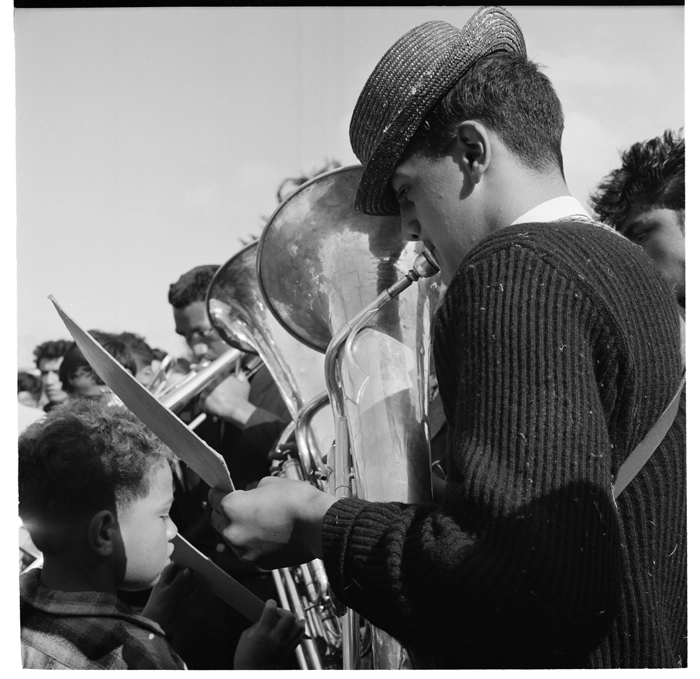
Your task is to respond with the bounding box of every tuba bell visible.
[258,165,443,669]
[206,241,342,670]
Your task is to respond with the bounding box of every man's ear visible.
[88,510,118,557]
[455,121,491,185]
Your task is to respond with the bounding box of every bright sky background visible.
[12,5,684,369]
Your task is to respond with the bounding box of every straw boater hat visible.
[350,6,526,216]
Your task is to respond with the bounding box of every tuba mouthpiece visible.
[411,248,440,279]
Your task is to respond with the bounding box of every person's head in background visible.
[590,129,685,307]
[59,331,137,404]
[18,372,43,409]
[168,265,229,362]
[18,398,177,593]
[33,339,72,409]
[118,332,158,388]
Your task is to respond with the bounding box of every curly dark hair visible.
[33,339,73,369]
[168,265,220,309]
[151,347,167,362]
[18,399,174,553]
[589,129,685,231]
[118,332,155,368]
[414,52,564,175]
[59,331,138,394]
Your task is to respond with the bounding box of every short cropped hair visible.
[33,339,72,369]
[19,399,174,552]
[168,265,220,309]
[59,331,138,394]
[589,129,685,231]
[119,332,155,368]
[414,52,564,175]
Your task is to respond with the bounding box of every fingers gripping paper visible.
[50,296,234,492]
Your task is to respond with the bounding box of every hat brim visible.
[353,6,527,216]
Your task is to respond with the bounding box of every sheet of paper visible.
[50,295,234,492]
[172,535,265,622]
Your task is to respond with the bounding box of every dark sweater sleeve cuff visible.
[320,496,384,598]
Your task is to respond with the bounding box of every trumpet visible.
[158,348,243,413]
[152,348,264,430]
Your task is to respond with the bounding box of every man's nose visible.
[45,371,58,385]
[399,207,421,242]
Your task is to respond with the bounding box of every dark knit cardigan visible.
[321,220,686,669]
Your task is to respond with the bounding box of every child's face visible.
[117,461,177,591]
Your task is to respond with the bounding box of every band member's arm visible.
[201,365,291,460]
[236,366,293,461]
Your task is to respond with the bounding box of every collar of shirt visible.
[511,196,592,226]
[20,568,166,637]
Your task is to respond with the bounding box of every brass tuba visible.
[258,165,443,669]
[206,241,342,670]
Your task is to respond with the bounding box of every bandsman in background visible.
[590,129,685,310]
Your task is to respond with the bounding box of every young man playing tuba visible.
[209,6,686,668]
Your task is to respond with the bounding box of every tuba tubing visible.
[324,249,440,498]
[296,390,332,493]
[206,242,342,669]
[323,250,440,670]
[257,165,444,669]
[270,424,344,669]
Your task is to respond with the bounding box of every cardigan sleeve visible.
[321,244,622,668]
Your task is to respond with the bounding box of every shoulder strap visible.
[613,313,685,499]
[613,372,685,499]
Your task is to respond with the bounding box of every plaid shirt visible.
[20,569,186,669]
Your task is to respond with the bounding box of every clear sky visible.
[13,5,684,368]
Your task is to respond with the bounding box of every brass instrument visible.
[145,353,175,394]
[258,165,443,669]
[206,242,342,669]
[158,348,244,414]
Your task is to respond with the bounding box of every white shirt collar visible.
[511,196,592,226]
